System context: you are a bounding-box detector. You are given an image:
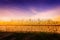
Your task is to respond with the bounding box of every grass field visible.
[0,25,60,33]
[0,20,60,40]
[0,25,60,40]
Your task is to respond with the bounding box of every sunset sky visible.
[0,0,60,21]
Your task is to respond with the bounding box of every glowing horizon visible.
[0,7,60,21]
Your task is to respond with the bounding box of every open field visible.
[0,20,60,40]
[0,25,60,33]
[0,23,60,40]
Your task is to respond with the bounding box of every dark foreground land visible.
[0,32,60,40]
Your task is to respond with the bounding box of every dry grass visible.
[0,20,60,33]
[0,26,60,33]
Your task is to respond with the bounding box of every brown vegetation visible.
[0,19,60,33]
[0,19,60,26]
